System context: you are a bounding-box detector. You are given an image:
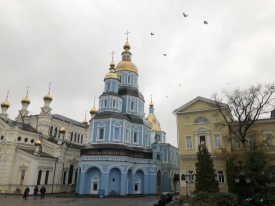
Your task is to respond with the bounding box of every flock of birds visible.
[149,12,210,98]
[151,12,208,57]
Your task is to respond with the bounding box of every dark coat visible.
[40,187,46,194]
[23,187,30,198]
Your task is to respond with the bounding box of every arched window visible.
[156,154,160,160]
[63,171,66,184]
[20,170,25,185]
[45,170,49,185]
[78,134,80,143]
[54,127,57,137]
[50,126,53,135]
[74,170,78,185]
[37,170,42,185]
[194,117,209,124]
[68,165,74,184]
[81,135,83,144]
[70,132,73,140]
[74,133,77,142]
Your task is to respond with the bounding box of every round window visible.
[24,138,28,142]
[17,136,21,141]
[1,136,4,140]
[31,139,34,143]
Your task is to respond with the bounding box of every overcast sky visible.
[1,0,275,147]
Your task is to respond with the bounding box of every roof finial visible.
[94,96,96,105]
[48,82,52,93]
[6,90,9,100]
[125,30,130,41]
[111,51,115,61]
[149,94,154,108]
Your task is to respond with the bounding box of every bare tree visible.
[212,83,275,146]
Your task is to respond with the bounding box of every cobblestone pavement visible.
[0,194,166,206]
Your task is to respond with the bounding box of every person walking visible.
[33,185,39,200]
[40,186,46,199]
[23,187,30,200]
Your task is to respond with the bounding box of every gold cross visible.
[49,82,52,92]
[150,94,153,100]
[27,86,30,94]
[94,96,96,104]
[85,111,87,118]
[6,90,9,98]
[125,30,130,40]
[111,51,115,61]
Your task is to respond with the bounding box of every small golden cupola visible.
[82,112,88,125]
[34,139,42,146]
[1,91,10,108]
[146,96,162,132]
[59,126,66,134]
[104,52,119,80]
[116,31,138,74]
[21,87,31,104]
[90,97,98,115]
[43,83,53,102]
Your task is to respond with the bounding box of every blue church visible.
[76,39,179,196]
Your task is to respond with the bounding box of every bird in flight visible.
[166,96,168,98]
[151,32,154,35]
[204,21,208,24]
[163,54,166,56]
[179,84,181,86]
[183,12,188,17]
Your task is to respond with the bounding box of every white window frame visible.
[103,98,108,108]
[218,171,225,183]
[125,125,130,143]
[90,173,100,194]
[134,175,141,194]
[96,122,106,141]
[112,98,116,108]
[127,74,131,84]
[112,122,121,141]
[186,136,192,149]
[132,127,139,144]
[163,148,168,162]
[130,100,135,111]
[194,117,209,124]
[214,134,222,148]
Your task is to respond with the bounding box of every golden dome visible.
[147,113,162,132]
[123,41,131,50]
[43,92,53,101]
[1,99,10,108]
[59,126,66,134]
[34,139,42,146]
[90,105,98,114]
[105,69,119,80]
[82,112,88,125]
[21,94,31,104]
[116,61,138,74]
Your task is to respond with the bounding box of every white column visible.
[194,134,198,149]
[206,133,211,152]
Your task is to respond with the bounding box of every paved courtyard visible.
[0,194,173,206]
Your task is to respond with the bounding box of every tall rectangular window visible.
[186,136,192,149]
[104,99,108,107]
[126,130,130,142]
[133,132,137,143]
[99,129,104,139]
[264,132,274,146]
[130,101,134,110]
[214,134,221,148]
[218,171,224,183]
[112,100,116,108]
[128,75,131,83]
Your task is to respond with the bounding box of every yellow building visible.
[173,96,275,196]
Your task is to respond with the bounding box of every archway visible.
[157,170,161,195]
[85,167,102,195]
[108,168,121,195]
